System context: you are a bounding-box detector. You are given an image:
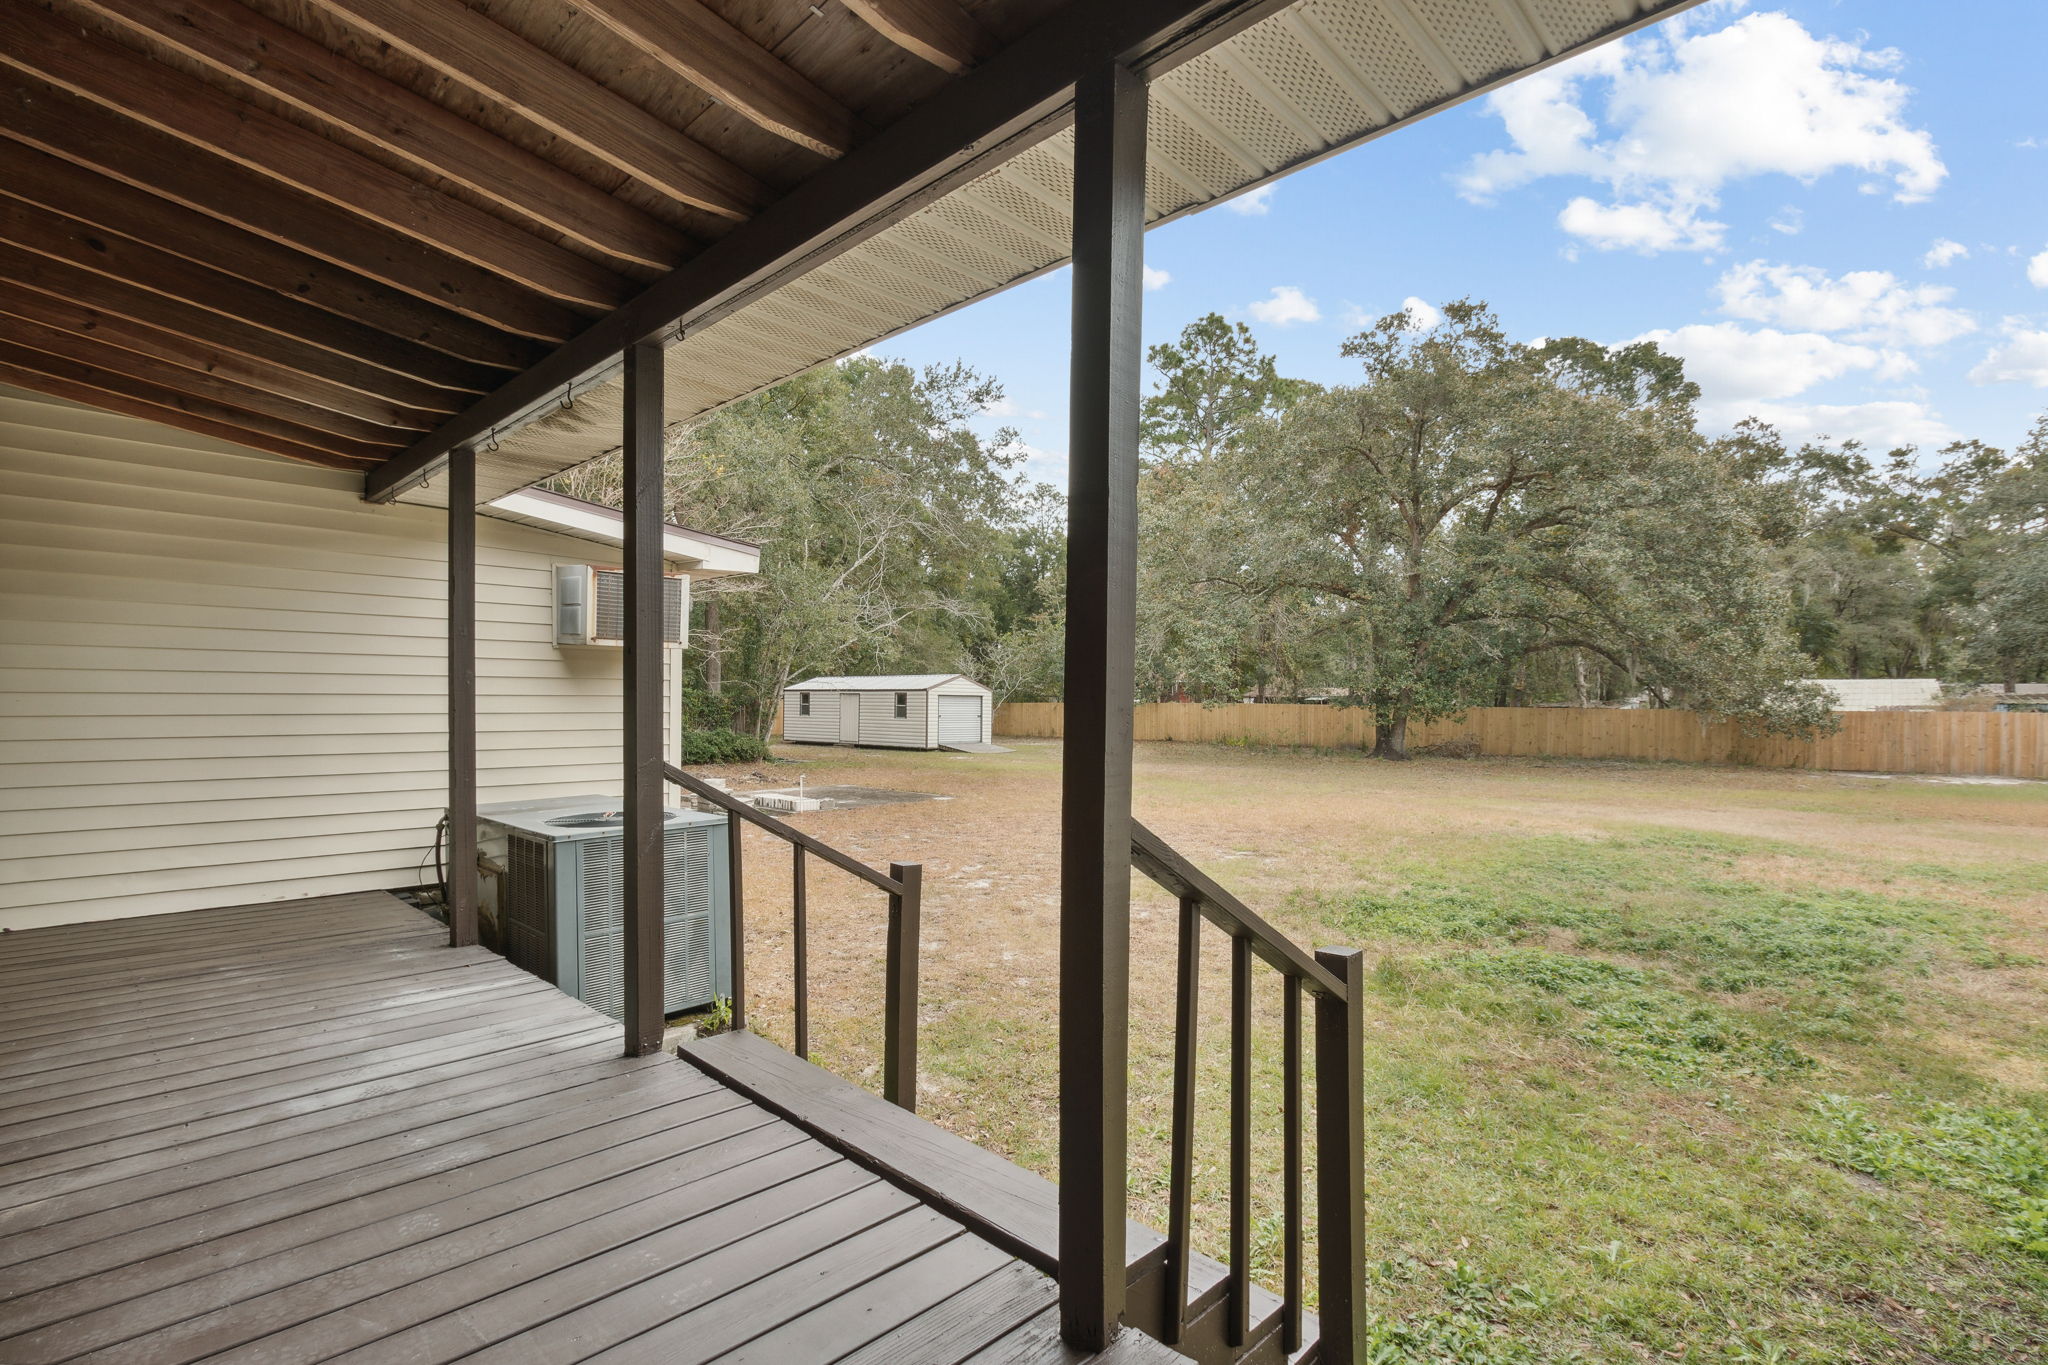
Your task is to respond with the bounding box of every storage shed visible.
[783,675,993,750]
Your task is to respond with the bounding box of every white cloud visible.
[1714,260,1974,347]
[1923,238,1969,268]
[1142,264,1171,292]
[1014,442,1069,482]
[1462,11,1944,254]
[1401,297,1442,330]
[1246,286,1320,327]
[1769,206,1804,236]
[1729,400,1956,448]
[2029,249,2048,288]
[1632,322,1894,402]
[1558,196,1722,252]
[1969,325,2048,387]
[980,396,1021,417]
[1226,184,1275,216]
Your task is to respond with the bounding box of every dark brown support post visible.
[445,443,477,950]
[1282,973,1304,1354]
[1059,57,1146,1353]
[883,861,923,1110]
[621,340,666,1058]
[1163,894,1202,1344]
[792,844,809,1059]
[1316,947,1367,1363]
[727,812,747,1030]
[1228,933,1252,1348]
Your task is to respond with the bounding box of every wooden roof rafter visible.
[64,0,693,274]
[0,0,1707,480]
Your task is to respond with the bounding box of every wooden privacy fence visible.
[993,702,2048,779]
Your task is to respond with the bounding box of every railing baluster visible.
[1164,894,1202,1344]
[883,861,922,1111]
[1316,946,1367,1361]
[1281,973,1304,1355]
[1228,931,1252,1348]
[792,844,808,1060]
[727,810,746,1031]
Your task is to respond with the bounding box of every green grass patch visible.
[1808,1095,2048,1259]
[1337,827,2008,1037]
[1452,948,1816,1086]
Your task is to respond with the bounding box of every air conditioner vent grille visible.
[502,833,553,982]
[590,569,684,644]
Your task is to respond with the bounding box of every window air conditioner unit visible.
[478,798,732,1021]
[554,565,686,648]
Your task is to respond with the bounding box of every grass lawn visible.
[709,740,2048,1363]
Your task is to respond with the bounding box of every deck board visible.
[0,891,1185,1364]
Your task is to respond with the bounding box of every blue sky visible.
[873,0,2048,486]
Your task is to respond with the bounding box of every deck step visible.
[679,1030,1313,1365]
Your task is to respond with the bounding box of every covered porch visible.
[1,1,1708,1360]
[0,889,1181,1364]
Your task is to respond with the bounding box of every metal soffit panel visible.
[400,0,1694,509]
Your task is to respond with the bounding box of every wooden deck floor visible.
[0,892,1181,1364]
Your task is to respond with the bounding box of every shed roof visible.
[788,674,980,692]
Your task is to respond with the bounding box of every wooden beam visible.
[569,0,861,158]
[0,311,416,448]
[840,0,997,76]
[0,352,387,471]
[0,336,397,464]
[305,0,765,220]
[1057,59,1146,1354]
[0,75,580,349]
[67,0,692,275]
[1,3,628,312]
[0,244,470,417]
[366,0,1300,504]
[0,134,536,374]
[0,281,436,430]
[0,196,509,396]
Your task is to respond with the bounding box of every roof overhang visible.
[485,486,760,577]
[368,0,1707,510]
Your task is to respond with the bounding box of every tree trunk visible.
[703,597,723,697]
[1572,650,1591,708]
[1370,715,1410,760]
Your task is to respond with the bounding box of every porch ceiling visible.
[0,0,1701,500]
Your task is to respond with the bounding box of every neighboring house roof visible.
[484,487,759,579]
[1808,678,1943,710]
[787,675,979,692]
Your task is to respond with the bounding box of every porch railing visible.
[662,761,923,1110]
[1130,821,1366,1359]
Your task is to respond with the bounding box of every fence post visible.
[1315,947,1366,1363]
[884,861,922,1111]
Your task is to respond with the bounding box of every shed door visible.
[938,694,983,743]
[838,694,862,743]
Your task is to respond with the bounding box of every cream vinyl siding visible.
[0,390,677,930]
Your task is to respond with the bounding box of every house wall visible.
[781,689,842,744]
[853,689,931,748]
[0,389,678,930]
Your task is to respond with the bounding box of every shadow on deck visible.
[0,892,1183,1364]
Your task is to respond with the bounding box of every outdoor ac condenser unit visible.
[478,798,731,1021]
[553,565,686,647]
